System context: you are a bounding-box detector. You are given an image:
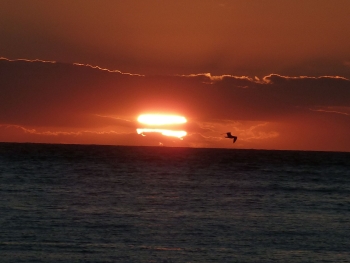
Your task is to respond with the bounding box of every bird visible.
[224,132,237,143]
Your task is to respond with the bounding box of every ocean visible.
[1,143,349,263]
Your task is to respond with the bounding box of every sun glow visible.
[137,114,187,125]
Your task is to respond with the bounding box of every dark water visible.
[1,143,350,262]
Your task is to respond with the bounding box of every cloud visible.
[309,106,350,116]
[238,123,279,142]
[0,124,143,146]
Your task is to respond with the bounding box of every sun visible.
[137,114,187,126]
[137,114,187,139]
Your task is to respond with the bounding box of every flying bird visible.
[225,132,237,143]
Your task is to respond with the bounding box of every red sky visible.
[1,1,350,151]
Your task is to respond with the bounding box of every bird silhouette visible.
[224,132,237,143]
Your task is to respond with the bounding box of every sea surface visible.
[1,143,350,263]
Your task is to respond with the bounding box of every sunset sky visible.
[1,0,350,151]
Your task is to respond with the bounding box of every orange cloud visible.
[309,107,350,116]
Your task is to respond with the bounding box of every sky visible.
[1,0,350,151]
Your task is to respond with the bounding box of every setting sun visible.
[136,114,187,139]
[137,114,187,126]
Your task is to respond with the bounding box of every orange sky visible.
[1,1,350,151]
